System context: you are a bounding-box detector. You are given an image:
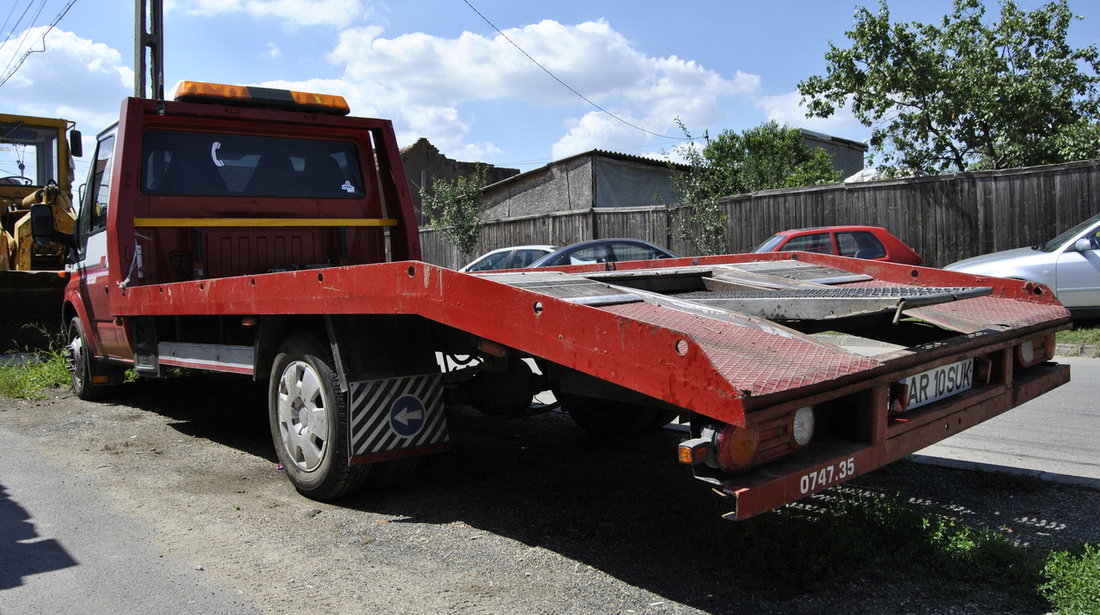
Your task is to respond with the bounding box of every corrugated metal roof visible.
[483,148,690,191]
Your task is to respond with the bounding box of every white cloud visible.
[757,90,864,139]
[264,43,282,59]
[551,111,650,160]
[0,27,133,180]
[171,0,369,29]
[0,27,131,129]
[320,19,760,164]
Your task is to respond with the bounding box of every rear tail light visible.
[714,423,760,472]
[680,407,816,472]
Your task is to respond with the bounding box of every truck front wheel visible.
[269,333,369,499]
[68,317,110,401]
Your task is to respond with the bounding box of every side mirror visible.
[69,130,83,158]
[1074,238,1095,252]
[30,203,56,247]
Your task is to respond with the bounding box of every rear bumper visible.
[717,360,1070,520]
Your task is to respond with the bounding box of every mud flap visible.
[347,373,448,464]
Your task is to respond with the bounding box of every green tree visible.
[703,121,843,191]
[420,165,488,261]
[798,0,1100,175]
[669,120,842,255]
[669,119,731,256]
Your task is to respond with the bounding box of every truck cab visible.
[66,82,419,366]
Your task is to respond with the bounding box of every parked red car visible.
[754,226,922,265]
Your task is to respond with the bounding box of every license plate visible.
[901,358,974,410]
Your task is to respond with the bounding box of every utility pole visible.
[134,0,164,100]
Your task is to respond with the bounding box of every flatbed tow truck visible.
[37,81,1070,519]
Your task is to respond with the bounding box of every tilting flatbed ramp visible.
[116,252,1070,518]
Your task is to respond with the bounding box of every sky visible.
[2,0,1098,178]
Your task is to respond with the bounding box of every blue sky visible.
[2,0,1097,176]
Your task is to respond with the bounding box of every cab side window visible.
[781,233,832,254]
[837,231,886,259]
[611,242,662,262]
[78,132,115,241]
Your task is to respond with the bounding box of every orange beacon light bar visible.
[172,81,351,116]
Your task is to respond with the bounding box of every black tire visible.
[559,393,664,438]
[469,358,534,416]
[269,333,369,500]
[67,317,109,401]
[644,408,679,431]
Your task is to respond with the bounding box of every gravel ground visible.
[3,374,1098,614]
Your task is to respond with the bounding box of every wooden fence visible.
[420,159,1100,269]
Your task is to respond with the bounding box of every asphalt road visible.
[0,423,263,615]
[916,354,1100,487]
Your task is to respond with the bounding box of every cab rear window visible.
[142,130,365,198]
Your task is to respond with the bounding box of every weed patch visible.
[722,486,1045,606]
[1040,543,1100,615]
[0,349,70,399]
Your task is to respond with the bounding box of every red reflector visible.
[974,357,993,384]
[478,339,507,358]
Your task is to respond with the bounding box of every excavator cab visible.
[0,113,82,270]
[0,113,82,350]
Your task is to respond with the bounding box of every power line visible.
[0,0,47,79]
[0,0,78,89]
[0,1,33,48]
[461,0,685,141]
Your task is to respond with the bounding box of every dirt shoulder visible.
[3,375,1098,614]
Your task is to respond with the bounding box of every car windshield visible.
[1040,213,1100,252]
[754,235,785,252]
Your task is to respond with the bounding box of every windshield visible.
[753,234,786,252]
[1040,213,1100,252]
[0,120,60,186]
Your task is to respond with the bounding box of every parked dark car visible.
[529,239,677,268]
[754,225,922,265]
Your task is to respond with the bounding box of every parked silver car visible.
[459,245,555,272]
[945,213,1100,318]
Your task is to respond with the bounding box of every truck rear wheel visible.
[269,333,369,499]
[559,393,672,437]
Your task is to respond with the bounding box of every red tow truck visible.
[38,82,1070,519]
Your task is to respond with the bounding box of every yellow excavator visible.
[1,113,82,350]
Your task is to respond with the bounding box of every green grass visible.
[719,486,1098,611]
[1056,321,1100,347]
[0,348,71,399]
[1040,543,1100,615]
